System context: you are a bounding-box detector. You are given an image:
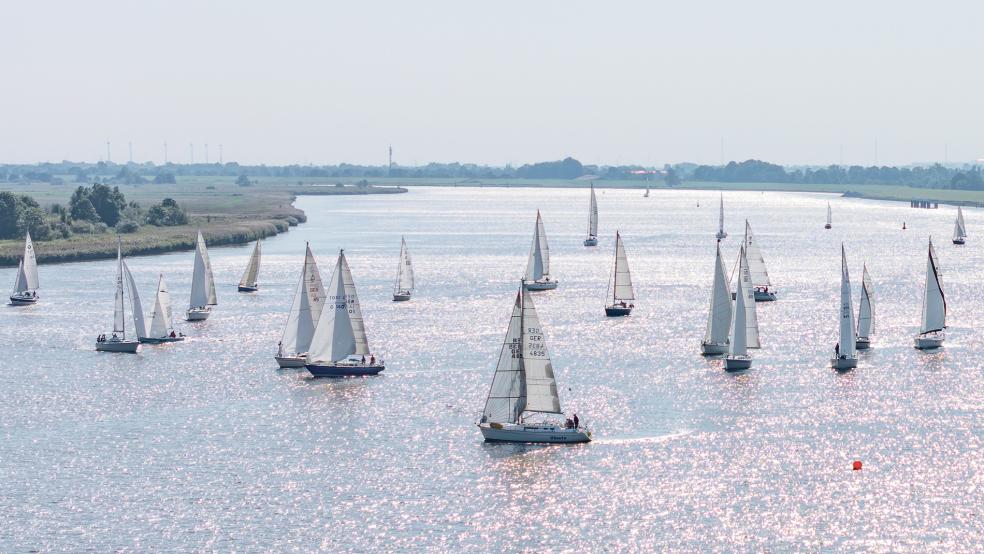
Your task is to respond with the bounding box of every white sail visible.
[123,261,147,339]
[189,230,217,309]
[587,185,598,237]
[735,245,761,349]
[307,251,369,364]
[717,193,726,237]
[281,244,326,356]
[394,237,415,294]
[953,207,967,241]
[827,203,832,226]
[857,264,873,339]
[482,291,525,423]
[608,231,634,303]
[149,274,174,338]
[238,240,261,287]
[703,242,733,346]
[744,221,771,288]
[12,260,27,294]
[920,238,946,334]
[729,247,750,357]
[113,241,126,335]
[22,231,39,291]
[524,211,551,281]
[520,288,561,414]
[837,245,855,358]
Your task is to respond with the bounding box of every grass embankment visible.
[0,178,405,266]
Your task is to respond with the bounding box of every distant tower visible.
[205,143,209,164]
[190,143,194,164]
[128,141,133,163]
[164,142,168,164]
[106,141,111,162]
[719,137,725,165]
[388,145,393,175]
[219,144,223,164]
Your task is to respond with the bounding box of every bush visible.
[71,220,95,234]
[93,222,109,234]
[285,216,299,226]
[117,219,141,233]
[53,221,72,239]
[146,198,188,226]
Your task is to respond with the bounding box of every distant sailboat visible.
[524,210,558,291]
[724,245,758,371]
[952,207,967,245]
[644,186,650,198]
[824,203,832,229]
[186,230,217,321]
[276,243,326,367]
[831,245,857,370]
[914,237,946,350]
[237,240,261,292]
[715,193,727,240]
[142,274,185,343]
[604,231,635,316]
[744,221,776,301]
[392,237,415,301]
[9,231,39,305]
[95,238,140,353]
[477,283,591,443]
[855,264,874,350]
[701,242,732,355]
[305,250,385,376]
[583,184,599,246]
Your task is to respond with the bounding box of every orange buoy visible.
[852,460,862,471]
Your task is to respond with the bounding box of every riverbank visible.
[0,180,406,266]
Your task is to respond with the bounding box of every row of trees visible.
[688,159,983,189]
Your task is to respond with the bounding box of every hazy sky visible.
[3,1,982,167]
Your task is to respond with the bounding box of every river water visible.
[1,187,981,551]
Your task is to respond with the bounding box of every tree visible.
[236,174,252,186]
[0,191,20,238]
[88,184,127,226]
[664,166,681,187]
[153,172,176,184]
[69,186,100,222]
[146,198,188,226]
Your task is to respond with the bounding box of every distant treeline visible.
[1,157,981,189]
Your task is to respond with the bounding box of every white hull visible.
[95,339,140,353]
[478,422,591,443]
[9,293,38,305]
[583,237,598,246]
[186,307,211,321]
[830,355,858,370]
[724,356,752,371]
[700,341,728,355]
[524,279,558,291]
[914,333,945,350]
[392,293,412,302]
[855,337,871,350]
[275,355,307,368]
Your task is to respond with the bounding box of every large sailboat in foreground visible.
[724,245,759,371]
[9,231,39,305]
[187,231,217,320]
[715,193,727,240]
[237,240,261,292]
[856,264,874,350]
[914,237,946,350]
[142,275,185,343]
[604,231,634,316]
[952,207,967,245]
[743,221,776,301]
[392,237,415,301]
[830,245,857,370]
[95,239,140,353]
[305,250,385,377]
[701,242,732,355]
[524,210,558,291]
[276,244,326,367]
[583,185,599,246]
[478,283,591,443]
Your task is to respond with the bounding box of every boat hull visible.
[305,363,385,377]
[524,280,558,291]
[583,237,598,246]
[724,356,752,371]
[715,231,727,240]
[855,337,871,350]
[830,355,858,370]
[9,294,38,306]
[478,422,591,444]
[605,306,632,317]
[824,224,832,229]
[914,333,945,350]
[700,342,728,355]
[392,293,412,302]
[952,238,965,245]
[275,355,307,368]
[95,340,140,353]
[238,285,259,293]
[754,290,777,302]
[186,308,211,321]
[139,336,185,344]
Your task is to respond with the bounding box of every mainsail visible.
[14,231,39,293]
[394,237,414,294]
[837,245,855,358]
[608,231,634,303]
[281,244,326,356]
[113,241,126,335]
[307,251,369,364]
[148,275,175,338]
[239,240,261,287]
[524,211,551,281]
[123,261,147,339]
[189,230,217,309]
[734,245,760,350]
[919,238,946,334]
[827,203,832,226]
[703,242,733,346]
[729,247,750,357]
[587,185,598,238]
[12,260,27,294]
[744,221,771,288]
[717,193,726,237]
[953,207,967,241]
[857,264,874,339]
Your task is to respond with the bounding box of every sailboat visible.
[744,221,776,301]
[477,283,591,443]
[724,245,759,371]
[583,184,599,246]
[856,264,874,350]
[305,250,385,376]
[644,186,650,198]
[95,239,140,353]
[237,240,261,292]
[392,237,415,301]
[824,203,832,229]
[186,230,217,321]
[914,237,946,350]
[142,274,185,343]
[9,231,39,305]
[715,193,727,240]
[604,231,635,316]
[952,207,967,245]
[830,245,857,370]
[701,242,732,355]
[524,210,558,291]
[276,243,326,367]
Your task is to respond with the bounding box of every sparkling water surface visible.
[1,187,982,551]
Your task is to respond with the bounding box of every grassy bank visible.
[0,178,405,266]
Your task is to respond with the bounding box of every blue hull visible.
[305,364,385,377]
[605,306,631,317]
[238,285,259,293]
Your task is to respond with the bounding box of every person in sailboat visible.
[565,417,574,429]
[277,341,283,357]
[370,355,376,365]
[573,413,580,429]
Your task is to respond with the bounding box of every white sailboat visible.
[744,221,776,301]
[9,231,39,305]
[524,210,558,291]
[95,239,140,353]
[724,245,759,371]
[305,250,384,376]
[583,184,599,246]
[831,245,857,370]
[856,264,874,350]
[952,207,967,245]
[237,240,261,292]
[824,203,832,229]
[715,193,727,240]
[701,242,732,355]
[122,260,147,341]
[142,274,184,343]
[604,231,635,316]
[477,283,591,443]
[914,237,946,349]
[186,230,217,321]
[277,243,326,367]
[644,186,650,198]
[392,237,415,301]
